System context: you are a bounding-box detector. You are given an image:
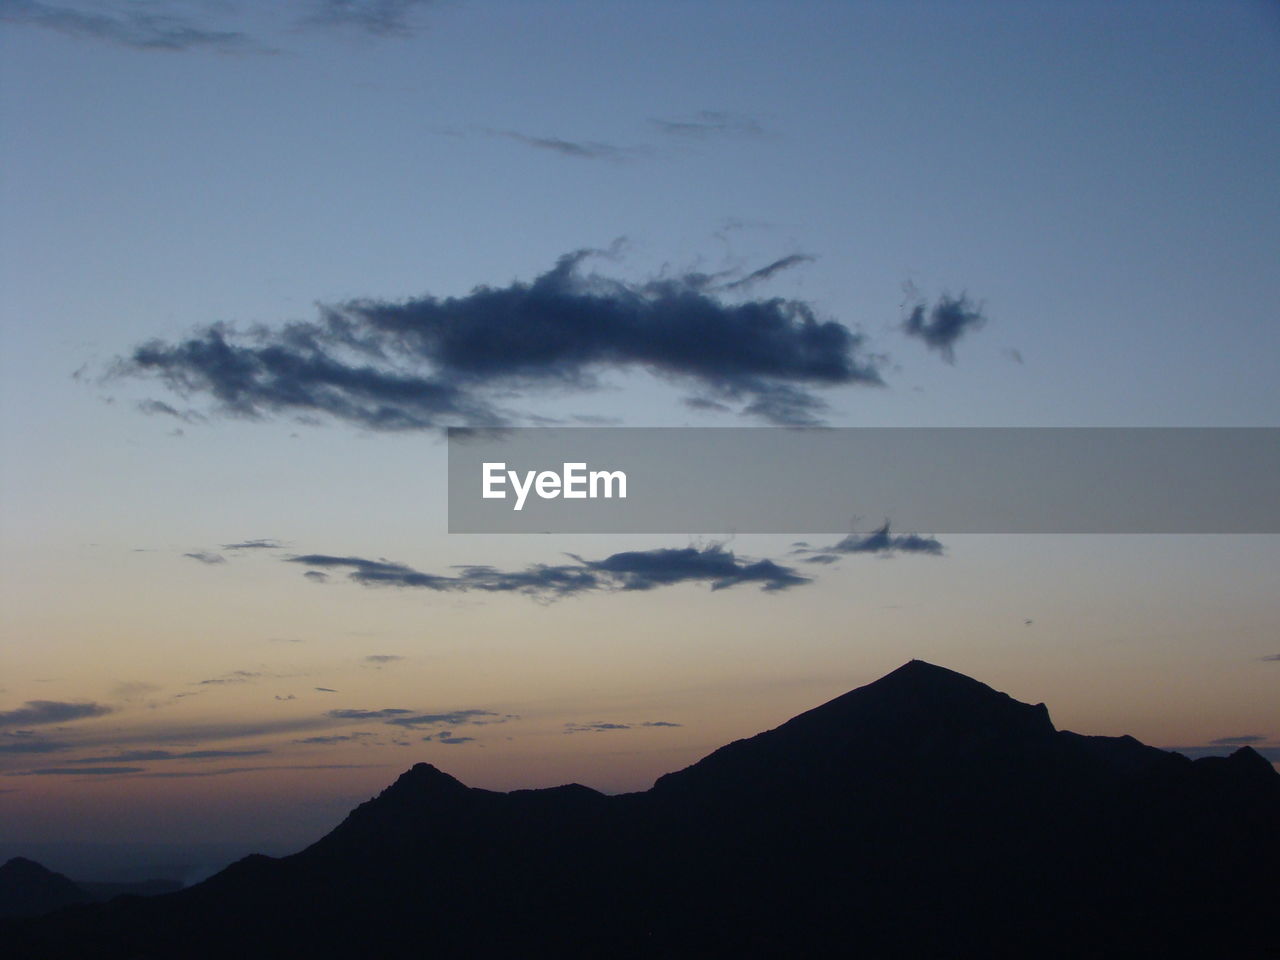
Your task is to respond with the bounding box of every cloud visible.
[304,0,434,37]
[133,763,384,779]
[651,111,764,139]
[288,543,809,599]
[327,708,415,721]
[564,719,683,734]
[363,655,404,664]
[424,731,474,745]
[1208,735,1266,745]
[385,710,502,728]
[718,255,815,292]
[493,130,631,161]
[295,733,371,744]
[315,687,339,693]
[183,551,226,565]
[194,671,262,686]
[902,293,988,363]
[0,700,113,728]
[0,737,72,755]
[69,749,271,764]
[797,523,944,561]
[11,766,146,776]
[115,250,882,428]
[304,570,330,582]
[0,0,252,52]
[221,539,283,550]
[1261,654,1280,662]
[137,399,204,423]
[565,722,631,733]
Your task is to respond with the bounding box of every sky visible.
[1,0,1278,879]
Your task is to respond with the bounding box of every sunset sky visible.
[1,0,1277,880]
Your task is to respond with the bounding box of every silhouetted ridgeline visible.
[4,661,1277,958]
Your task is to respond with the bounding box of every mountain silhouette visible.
[0,858,91,920]
[4,661,1277,957]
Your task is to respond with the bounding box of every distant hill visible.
[4,661,1277,957]
[0,858,91,920]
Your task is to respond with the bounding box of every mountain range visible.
[4,660,1277,957]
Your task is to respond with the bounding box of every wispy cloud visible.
[114,249,882,428]
[363,655,404,665]
[221,539,284,551]
[68,748,271,764]
[287,543,810,599]
[0,735,72,755]
[193,671,263,687]
[795,523,944,562]
[563,719,683,734]
[423,731,474,745]
[0,700,113,728]
[0,0,253,52]
[650,110,764,139]
[11,766,145,776]
[492,130,634,161]
[183,551,226,565]
[385,710,507,728]
[303,0,435,38]
[326,708,414,721]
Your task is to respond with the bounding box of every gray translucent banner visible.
[447,428,1279,534]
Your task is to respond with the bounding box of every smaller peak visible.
[383,762,468,796]
[1,857,51,874]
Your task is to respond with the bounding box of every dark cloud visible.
[115,250,882,428]
[221,539,283,550]
[386,710,506,728]
[424,731,475,745]
[0,737,71,755]
[130,763,384,779]
[315,687,339,693]
[327,708,414,721]
[0,0,252,51]
[12,767,145,776]
[565,721,630,734]
[194,671,261,686]
[0,700,113,728]
[651,111,764,139]
[797,523,944,561]
[719,255,815,292]
[305,0,434,37]
[183,551,226,565]
[1261,654,1280,662]
[295,734,371,744]
[69,749,271,764]
[902,293,988,363]
[1208,735,1266,745]
[304,570,330,583]
[288,544,809,599]
[363,655,404,664]
[565,719,683,734]
[494,130,631,161]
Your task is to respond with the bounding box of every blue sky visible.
[1,0,1277,876]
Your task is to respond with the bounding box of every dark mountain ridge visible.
[5,661,1277,958]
